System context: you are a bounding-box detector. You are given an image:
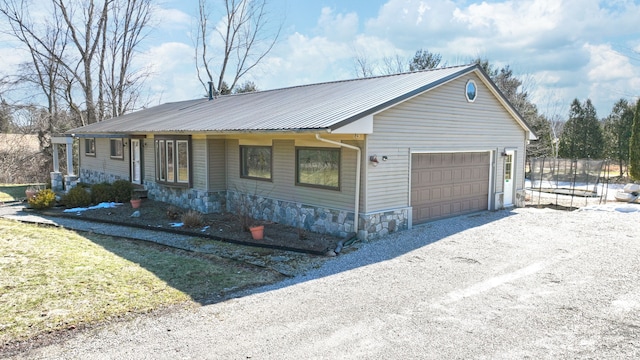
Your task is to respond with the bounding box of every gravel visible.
[4,204,640,359]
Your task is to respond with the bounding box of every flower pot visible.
[130,198,142,209]
[249,225,264,240]
[25,189,38,200]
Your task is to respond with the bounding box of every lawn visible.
[0,219,280,344]
[0,184,45,202]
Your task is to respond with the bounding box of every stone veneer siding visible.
[80,168,127,184]
[78,169,408,240]
[358,209,410,241]
[225,191,409,240]
[144,182,226,214]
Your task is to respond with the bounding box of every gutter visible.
[315,134,361,234]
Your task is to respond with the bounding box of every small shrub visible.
[112,180,133,202]
[166,205,182,220]
[28,189,56,209]
[181,210,203,228]
[76,182,91,189]
[91,182,114,204]
[63,186,92,208]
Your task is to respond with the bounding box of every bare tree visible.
[103,0,152,119]
[352,50,376,78]
[195,0,281,97]
[381,54,407,75]
[353,49,446,78]
[55,0,110,124]
[0,0,152,125]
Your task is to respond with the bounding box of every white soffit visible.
[331,115,373,134]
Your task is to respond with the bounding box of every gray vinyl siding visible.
[192,138,207,190]
[366,73,527,213]
[143,136,155,182]
[207,139,226,191]
[226,139,357,211]
[80,137,130,180]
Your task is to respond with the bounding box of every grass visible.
[0,184,46,202]
[0,219,280,344]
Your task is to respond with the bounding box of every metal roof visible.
[68,64,529,135]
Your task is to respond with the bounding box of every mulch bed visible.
[43,199,344,255]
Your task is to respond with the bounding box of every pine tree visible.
[629,99,640,180]
[603,99,634,176]
[558,99,604,159]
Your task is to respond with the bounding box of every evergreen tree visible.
[472,58,553,158]
[629,99,640,180]
[409,49,442,71]
[558,99,604,159]
[603,99,634,176]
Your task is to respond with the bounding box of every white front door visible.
[131,139,141,184]
[503,150,515,207]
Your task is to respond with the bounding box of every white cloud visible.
[257,32,354,88]
[137,42,201,104]
[316,7,359,40]
[154,6,192,29]
[585,43,636,82]
[583,43,640,111]
[365,0,460,49]
[358,0,640,117]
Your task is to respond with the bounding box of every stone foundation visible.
[80,168,126,184]
[76,169,407,240]
[51,172,63,192]
[515,190,526,207]
[225,191,408,240]
[358,208,410,241]
[64,175,78,193]
[145,182,226,214]
[226,191,355,238]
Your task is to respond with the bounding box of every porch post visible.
[65,136,74,176]
[50,137,64,192]
[51,135,77,192]
[52,143,60,172]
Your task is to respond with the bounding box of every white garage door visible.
[411,152,490,224]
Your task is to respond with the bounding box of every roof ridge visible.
[220,63,475,98]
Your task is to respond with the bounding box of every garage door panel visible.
[412,152,490,224]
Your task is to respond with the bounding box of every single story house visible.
[64,64,535,240]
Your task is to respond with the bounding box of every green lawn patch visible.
[0,219,281,344]
[0,184,46,202]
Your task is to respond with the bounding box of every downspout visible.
[315,134,361,234]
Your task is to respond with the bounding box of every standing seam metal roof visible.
[68,64,493,134]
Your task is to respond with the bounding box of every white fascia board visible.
[331,114,373,134]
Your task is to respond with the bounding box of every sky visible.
[2,0,640,119]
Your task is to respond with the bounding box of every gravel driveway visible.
[7,206,640,359]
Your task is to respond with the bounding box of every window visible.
[240,146,272,180]
[85,138,96,156]
[296,147,340,190]
[166,141,174,182]
[465,79,477,102]
[110,138,123,159]
[504,154,513,181]
[177,140,189,183]
[155,136,191,186]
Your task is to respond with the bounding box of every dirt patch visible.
[525,203,579,211]
[43,199,345,254]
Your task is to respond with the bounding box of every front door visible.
[131,139,141,184]
[503,150,515,207]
